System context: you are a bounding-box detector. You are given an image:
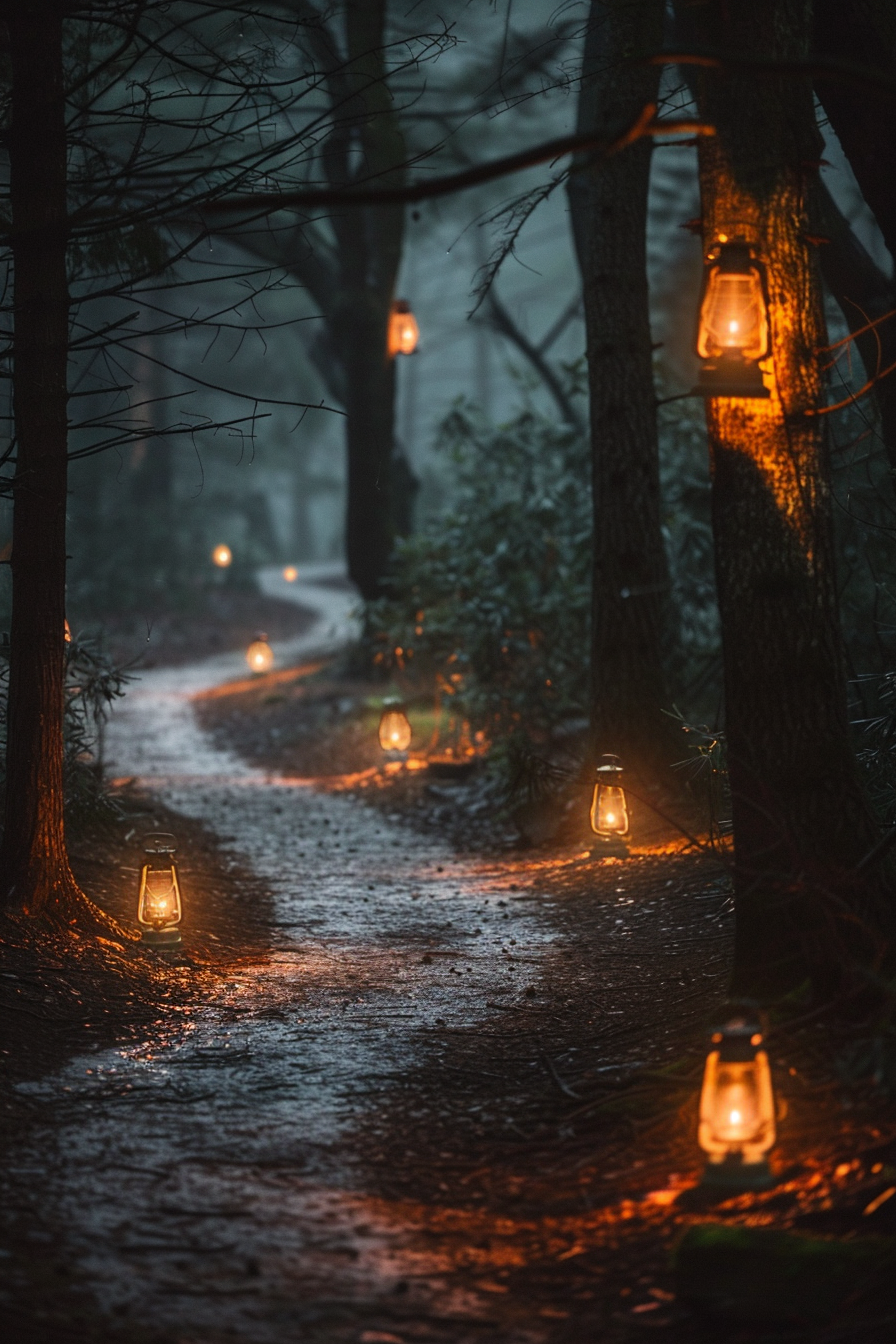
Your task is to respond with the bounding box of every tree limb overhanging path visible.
[201,104,714,220]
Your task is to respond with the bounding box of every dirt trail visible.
[7,567,597,1343]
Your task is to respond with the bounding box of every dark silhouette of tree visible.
[813,1,896,471]
[0,0,403,920]
[567,0,678,782]
[0,4,113,926]
[220,0,411,601]
[676,0,891,999]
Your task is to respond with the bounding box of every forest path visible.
[10,566,568,1343]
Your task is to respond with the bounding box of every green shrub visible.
[0,632,130,833]
[368,398,591,756]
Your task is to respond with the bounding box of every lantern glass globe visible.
[388,300,419,357]
[378,703,412,752]
[246,639,274,673]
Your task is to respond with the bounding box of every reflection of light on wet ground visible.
[13,586,568,1339]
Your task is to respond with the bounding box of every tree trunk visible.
[812,2,896,474]
[0,7,79,917]
[681,0,887,997]
[567,0,677,782]
[335,296,398,599]
[328,0,406,600]
[812,1,896,264]
[814,181,896,474]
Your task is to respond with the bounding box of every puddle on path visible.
[8,575,558,1343]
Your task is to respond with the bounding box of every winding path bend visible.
[11,564,560,1344]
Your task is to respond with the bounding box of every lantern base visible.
[693,363,770,399]
[590,836,630,859]
[141,928,182,948]
[700,1156,774,1192]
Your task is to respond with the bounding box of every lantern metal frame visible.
[378,695,412,755]
[693,238,771,400]
[138,832,183,947]
[590,753,630,855]
[698,1009,776,1190]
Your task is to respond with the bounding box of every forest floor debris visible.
[2,650,896,1343]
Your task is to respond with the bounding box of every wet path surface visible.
[7,569,576,1343]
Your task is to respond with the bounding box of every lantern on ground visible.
[246,633,274,674]
[137,833,183,947]
[378,696,412,753]
[694,238,770,399]
[282,565,298,582]
[699,1010,776,1189]
[388,300,419,358]
[212,543,232,568]
[590,754,629,841]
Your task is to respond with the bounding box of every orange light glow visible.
[64,619,72,643]
[590,756,629,839]
[282,565,298,582]
[212,543,232,568]
[388,300,419,357]
[379,701,412,752]
[246,638,274,674]
[695,240,770,399]
[699,1014,776,1185]
[137,833,183,936]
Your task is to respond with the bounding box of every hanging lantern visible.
[694,238,770,399]
[590,754,629,839]
[246,633,274,674]
[699,1010,776,1189]
[378,696,412,752]
[282,565,298,582]
[211,543,232,568]
[388,300,419,358]
[137,833,183,947]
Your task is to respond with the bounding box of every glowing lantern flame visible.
[212,543,232,568]
[246,636,274,674]
[378,698,412,752]
[388,300,419,357]
[137,833,183,945]
[64,619,72,643]
[694,239,770,399]
[699,1011,776,1188]
[590,755,629,838]
[282,565,298,582]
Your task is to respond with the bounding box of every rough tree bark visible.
[679,0,888,997]
[0,6,89,920]
[567,0,678,781]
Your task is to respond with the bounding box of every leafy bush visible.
[657,391,720,706]
[368,399,591,757]
[0,632,130,833]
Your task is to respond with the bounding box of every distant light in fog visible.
[247,637,274,674]
[283,566,298,582]
[388,300,419,357]
[211,543,232,568]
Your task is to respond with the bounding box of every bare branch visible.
[202,105,714,216]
